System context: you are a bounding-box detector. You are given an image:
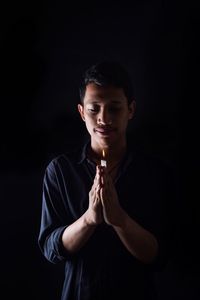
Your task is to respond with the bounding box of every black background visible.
[1,0,199,299]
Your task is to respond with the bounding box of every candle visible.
[100,149,107,167]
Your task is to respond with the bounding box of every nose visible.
[97,108,112,125]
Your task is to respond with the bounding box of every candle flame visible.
[102,149,105,158]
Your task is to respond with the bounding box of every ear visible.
[78,104,85,121]
[128,100,136,120]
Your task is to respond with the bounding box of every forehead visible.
[83,83,127,104]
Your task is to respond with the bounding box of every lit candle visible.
[100,149,107,167]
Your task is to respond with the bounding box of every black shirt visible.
[38,141,174,300]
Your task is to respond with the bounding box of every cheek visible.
[87,115,96,124]
[119,116,129,129]
[85,116,96,131]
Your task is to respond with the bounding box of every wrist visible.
[83,210,98,227]
[113,208,128,228]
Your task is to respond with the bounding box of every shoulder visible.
[127,140,175,172]
[129,146,175,182]
[44,143,85,175]
[138,152,177,199]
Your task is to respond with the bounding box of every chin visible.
[98,137,117,148]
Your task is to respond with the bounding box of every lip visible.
[95,128,116,136]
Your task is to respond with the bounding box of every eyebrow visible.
[86,99,122,104]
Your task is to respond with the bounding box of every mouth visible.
[94,127,116,137]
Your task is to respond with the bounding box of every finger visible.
[96,183,100,194]
[100,185,108,203]
[100,187,104,204]
[93,170,100,188]
[94,185,101,205]
[94,172,98,183]
[101,167,109,184]
[96,165,102,177]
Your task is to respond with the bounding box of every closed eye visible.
[109,107,121,112]
[88,108,99,114]
[87,104,100,112]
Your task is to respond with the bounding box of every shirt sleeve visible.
[38,159,73,264]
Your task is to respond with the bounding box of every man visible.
[38,61,173,299]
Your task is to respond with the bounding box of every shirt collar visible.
[77,139,135,170]
[77,139,90,164]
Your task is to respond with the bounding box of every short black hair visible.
[79,61,135,105]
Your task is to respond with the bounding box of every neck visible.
[103,146,126,164]
[89,140,127,165]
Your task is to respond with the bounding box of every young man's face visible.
[78,83,135,150]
